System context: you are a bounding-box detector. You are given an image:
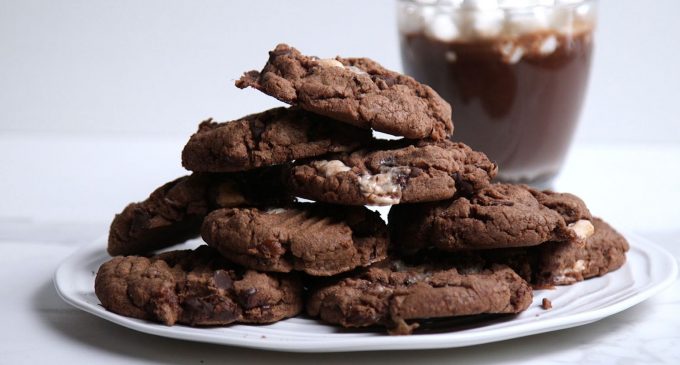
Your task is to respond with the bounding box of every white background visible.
[1,0,679,143]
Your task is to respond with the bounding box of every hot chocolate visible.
[398,0,596,185]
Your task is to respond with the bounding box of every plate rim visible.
[54,231,678,353]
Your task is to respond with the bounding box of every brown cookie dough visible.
[287,139,497,206]
[236,44,453,140]
[306,260,532,335]
[482,217,629,287]
[389,183,593,253]
[108,168,293,256]
[201,203,388,276]
[95,246,303,326]
[182,107,372,173]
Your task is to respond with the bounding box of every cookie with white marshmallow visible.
[236,44,453,141]
[389,183,595,253]
[286,139,497,206]
[478,217,629,287]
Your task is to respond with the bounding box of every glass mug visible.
[398,0,596,187]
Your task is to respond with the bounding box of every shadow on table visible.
[33,279,646,365]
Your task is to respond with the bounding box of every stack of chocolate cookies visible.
[95,44,629,335]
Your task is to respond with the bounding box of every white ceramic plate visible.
[54,232,677,353]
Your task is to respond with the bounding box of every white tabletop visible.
[1,134,679,364]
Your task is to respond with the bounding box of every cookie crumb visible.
[541,298,552,310]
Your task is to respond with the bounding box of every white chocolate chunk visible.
[553,259,587,285]
[317,58,344,68]
[345,65,368,75]
[358,166,411,206]
[311,160,352,177]
[569,219,595,241]
[573,259,586,272]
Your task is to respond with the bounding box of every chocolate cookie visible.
[95,246,303,326]
[306,260,532,335]
[287,139,497,206]
[236,44,453,140]
[108,168,292,256]
[182,107,372,173]
[482,217,629,287]
[389,183,593,253]
[201,203,388,276]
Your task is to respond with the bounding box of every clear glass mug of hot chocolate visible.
[398,0,596,187]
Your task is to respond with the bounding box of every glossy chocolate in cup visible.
[397,0,596,187]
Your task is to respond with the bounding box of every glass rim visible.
[396,0,597,11]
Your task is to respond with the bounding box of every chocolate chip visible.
[182,296,239,325]
[183,297,212,312]
[211,301,240,322]
[452,172,474,196]
[213,270,233,292]
[237,287,260,309]
[182,297,214,324]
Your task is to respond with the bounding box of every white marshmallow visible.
[538,34,558,54]
[398,0,594,40]
[397,3,438,34]
[461,0,499,11]
[425,13,461,41]
[550,5,575,32]
[499,0,556,8]
[575,2,596,24]
[470,9,505,38]
[503,7,551,35]
[499,42,525,63]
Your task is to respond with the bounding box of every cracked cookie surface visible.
[389,183,593,253]
[182,107,371,173]
[108,168,293,256]
[95,246,303,326]
[306,259,532,335]
[201,203,388,276]
[236,44,453,140]
[286,139,497,206]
